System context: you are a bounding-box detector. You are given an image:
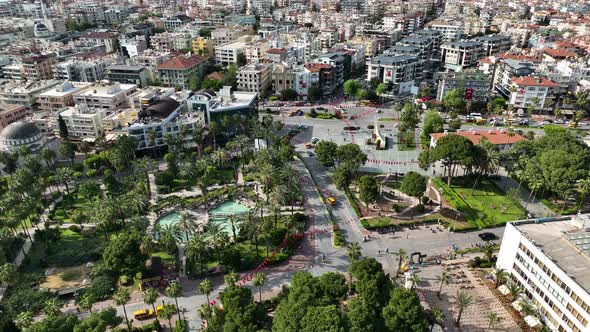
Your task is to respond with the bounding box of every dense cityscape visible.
[0,0,590,331]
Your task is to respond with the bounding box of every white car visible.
[311,137,319,143]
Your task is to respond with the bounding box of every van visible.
[133,309,154,320]
[327,197,336,205]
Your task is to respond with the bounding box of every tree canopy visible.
[400,172,427,199]
[420,134,475,185]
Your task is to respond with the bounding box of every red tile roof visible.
[156,55,206,70]
[81,31,118,39]
[499,52,541,62]
[431,130,526,146]
[543,47,578,59]
[304,63,333,72]
[511,76,560,87]
[206,72,223,80]
[266,48,287,54]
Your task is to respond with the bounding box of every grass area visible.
[158,167,237,194]
[49,193,94,224]
[434,177,526,228]
[360,213,474,231]
[539,198,578,215]
[397,130,417,151]
[46,229,105,267]
[151,251,175,265]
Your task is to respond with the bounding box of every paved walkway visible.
[493,168,554,218]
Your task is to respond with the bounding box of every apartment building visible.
[53,60,112,82]
[436,71,491,102]
[493,59,536,97]
[302,63,336,98]
[73,81,137,113]
[315,52,351,87]
[507,76,559,111]
[150,32,175,52]
[52,104,106,139]
[164,15,191,30]
[211,28,248,46]
[105,65,149,87]
[237,63,271,94]
[186,86,257,124]
[131,50,173,69]
[21,54,57,80]
[429,22,464,42]
[245,40,269,63]
[271,64,295,94]
[80,31,119,53]
[0,104,30,131]
[37,81,92,113]
[155,55,206,89]
[215,41,246,66]
[0,80,62,111]
[497,217,590,332]
[441,41,484,71]
[192,37,215,57]
[367,54,419,95]
[474,35,513,57]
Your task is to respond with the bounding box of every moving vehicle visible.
[327,197,336,205]
[305,143,313,149]
[133,309,155,320]
[311,137,320,144]
[478,232,497,241]
[307,151,314,157]
[568,121,578,128]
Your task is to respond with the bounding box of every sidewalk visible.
[493,168,554,218]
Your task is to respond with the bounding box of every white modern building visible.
[73,81,137,113]
[497,216,590,332]
[507,76,559,112]
[215,41,247,66]
[52,104,106,140]
[187,86,258,124]
[237,63,271,94]
[441,41,485,72]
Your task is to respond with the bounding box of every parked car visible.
[311,137,320,143]
[478,232,497,241]
[555,119,566,124]
[307,151,314,157]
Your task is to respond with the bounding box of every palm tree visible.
[487,312,502,330]
[207,221,226,261]
[409,273,421,290]
[176,211,196,242]
[493,267,508,288]
[55,167,73,196]
[41,147,55,169]
[148,128,158,157]
[520,301,537,316]
[186,234,208,276]
[157,303,175,328]
[481,241,496,262]
[224,271,239,287]
[78,293,96,313]
[212,149,230,167]
[42,298,63,317]
[395,248,407,275]
[143,288,159,323]
[14,311,33,330]
[507,282,523,301]
[0,263,16,287]
[199,279,213,307]
[114,288,132,330]
[208,121,220,151]
[437,270,450,298]
[346,242,362,261]
[166,281,183,321]
[192,127,206,157]
[429,308,444,332]
[253,271,265,302]
[453,290,473,326]
[226,215,239,240]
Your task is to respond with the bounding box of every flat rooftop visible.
[516,218,590,290]
[75,83,137,98]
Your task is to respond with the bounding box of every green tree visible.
[58,114,69,139]
[200,279,213,307]
[437,270,450,298]
[166,281,183,321]
[333,163,354,191]
[42,298,63,317]
[487,312,503,330]
[400,172,427,199]
[442,89,464,112]
[422,134,475,185]
[0,263,16,286]
[383,287,429,332]
[356,88,368,100]
[430,308,444,332]
[314,140,339,167]
[236,52,247,67]
[453,290,473,326]
[102,231,148,276]
[343,80,360,98]
[143,288,159,323]
[359,175,379,206]
[113,288,131,330]
[347,297,381,332]
[300,305,346,332]
[280,88,298,101]
[399,103,420,133]
[253,271,265,302]
[157,304,175,328]
[77,293,96,313]
[59,141,77,166]
[308,86,322,101]
[27,314,78,332]
[422,111,445,136]
[493,267,508,288]
[14,311,33,330]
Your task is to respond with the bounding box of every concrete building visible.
[436,71,491,102]
[508,76,559,112]
[155,55,206,89]
[186,86,257,124]
[0,104,30,131]
[492,59,536,97]
[0,80,62,111]
[215,41,246,66]
[302,63,336,98]
[441,41,484,71]
[430,129,526,152]
[52,104,105,139]
[105,65,149,87]
[315,52,351,87]
[37,81,92,113]
[21,54,57,80]
[53,59,113,82]
[367,54,419,95]
[237,63,271,94]
[496,216,590,332]
[429,22,464,42]
[73,81,137,114]
[474,35,513,57]
[192,37,215,57]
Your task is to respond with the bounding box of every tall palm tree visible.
[253,271,265,302]
[166,281,183,321]
[395,248,407,275]
[493,267,508,288]
[148,128,158,157]
[55,167,73,196]
[429,308,444,332]
[14,311,33,330]
[487,312,502,330]
[192,127,206,157]
[577,178,590,211]
[346,242,362,261]
[207,222,226,261]
[186,234,208,276]
[199,279,213,307]
[41,147,55,169]
[481,241,496,263]
[157,303,175,328]
[176,211,196,242]
[437,270,450,298]
[114,288,132,329]
[226,215,239,240]
[143,288,159,323]
[453,290,473,326]
[208,121,220,151]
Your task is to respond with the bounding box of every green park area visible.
[433,177,526,228]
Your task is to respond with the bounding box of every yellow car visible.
[133,309,154,320]
[327,197,336,206]
[156,305,176,314]
[568,122,577,128]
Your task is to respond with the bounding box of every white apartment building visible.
[237,63,271,94]
[367,54,419,95]
[0,80,62,111]
[211,28,248,46]
[215,41,246,66]
[507,76,559,111]
[37,81,92,113]
[429,22,464,42]
[474,35,513,57]
[53,60,112,82]
[73,82,137,114]
[497,216,590,332]
[52,104,105,139]
[441,41,485,71]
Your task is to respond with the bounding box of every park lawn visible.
[397,131,417,151]
[46,229,105,267]
[436,177,526,228]
[151,251,175,265]
[361,213,474,231]
[163,167,237,193]
[539,198,578,215]
[49,192,95,224]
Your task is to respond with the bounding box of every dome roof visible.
[0,121,41,140]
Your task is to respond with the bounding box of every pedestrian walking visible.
[386,248,389,254]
